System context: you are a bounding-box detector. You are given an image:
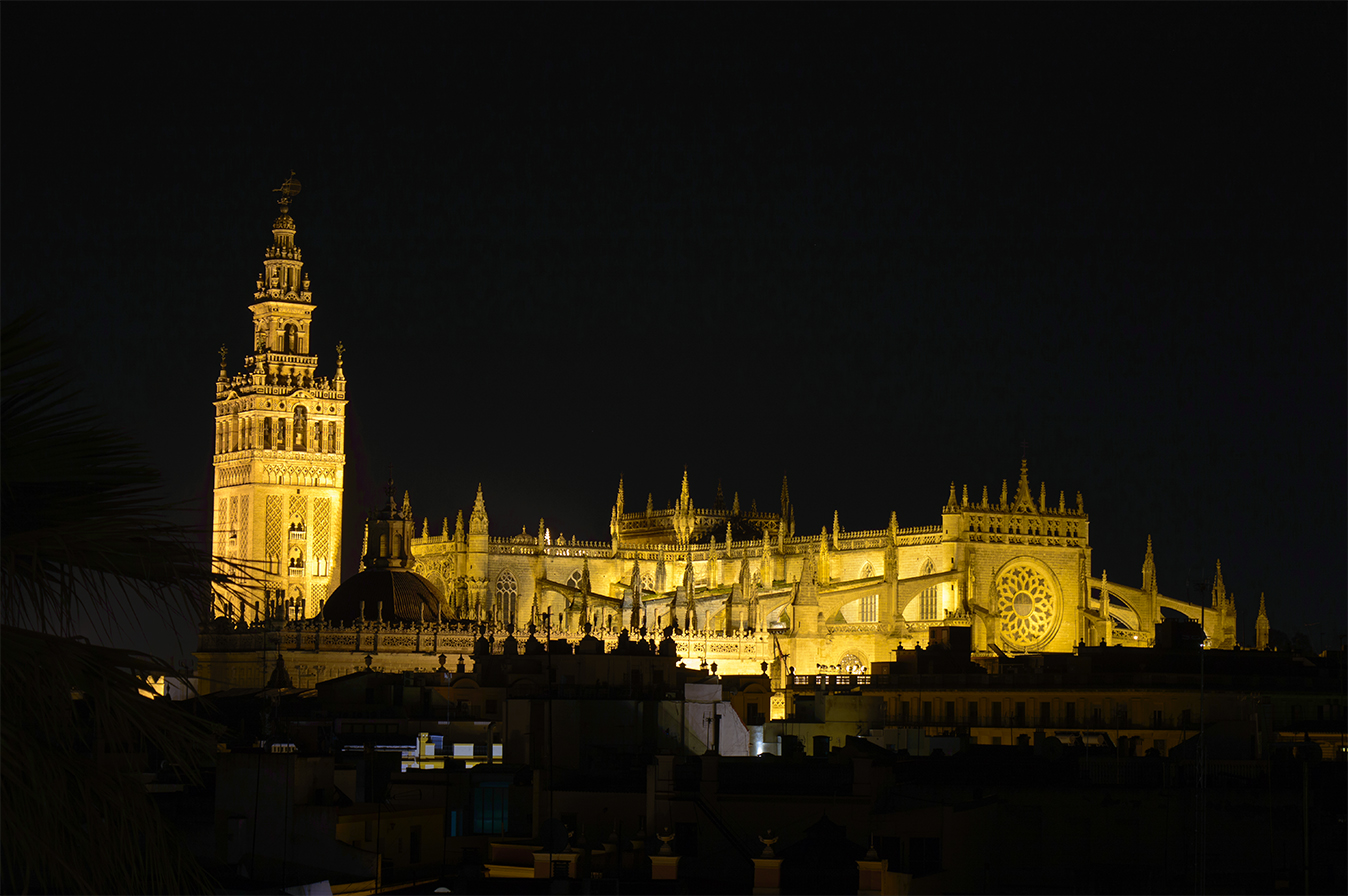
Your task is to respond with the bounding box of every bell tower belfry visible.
[212,174,347,623]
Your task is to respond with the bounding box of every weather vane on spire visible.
[274,170,302,212]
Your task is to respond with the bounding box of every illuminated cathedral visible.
[197,184,1238,692]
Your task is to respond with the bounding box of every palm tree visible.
[2,312,239,893]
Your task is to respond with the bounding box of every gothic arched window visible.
[919,560,938,620]
[496,570,518,611]
[566,570,583,591]
[859,562,874,580]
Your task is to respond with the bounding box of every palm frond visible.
[1,312,246,893]
[1,627,223,894]
[1,311,237,637]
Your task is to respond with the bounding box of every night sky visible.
[5,5,1344,660]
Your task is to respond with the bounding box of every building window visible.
[495,571,517,618]
[859,562,874,579]
[922,701,932,724]
[919,561,937,619]
[1040,702,1051,726]
[944,701,955,724]
[1014,702,1026,725]
[860,595,878,623]
[968,703,979,726]
[1152,709,1163,727]
[293,406,307,451]
[473,782,509,834]
[1065,702,1076,724]
[991,702,1002,726]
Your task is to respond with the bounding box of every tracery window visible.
[859,562,874,579]
[496,570,517,610]
[860,594,878,623]
[566,570,583,591]
[919,560,938,620]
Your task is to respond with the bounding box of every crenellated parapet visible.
[941,458,1089,549]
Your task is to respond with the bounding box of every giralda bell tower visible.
[212,174,347,623]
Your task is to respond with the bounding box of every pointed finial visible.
[962,484,968,507]
[385,476,396,505]
[948,482,957,507]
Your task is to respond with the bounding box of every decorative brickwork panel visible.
[311,583,327,613]
[228,497,238,556]
[266,495,283,573]
[238,496,249,562]
[314,498,330,559]
[290,493,306,528]
[216,500,227,558]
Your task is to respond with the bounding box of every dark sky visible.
[4,5,1344,659]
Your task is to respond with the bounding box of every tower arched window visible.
[293,406,307,451]
[284,323,298,354]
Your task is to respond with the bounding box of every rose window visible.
[995,560,1060,650]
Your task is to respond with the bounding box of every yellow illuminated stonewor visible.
[194,188,1242,693]
[994,559,1061,650]
[210,173,346,625]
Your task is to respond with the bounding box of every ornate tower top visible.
[468,484,489,534]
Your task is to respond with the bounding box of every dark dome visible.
[322,568,444,623]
